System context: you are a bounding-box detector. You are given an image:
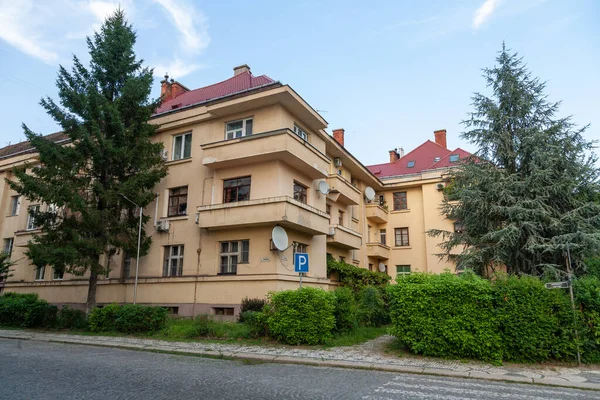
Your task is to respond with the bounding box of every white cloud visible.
[153,0,210,55]
[154,59,205,80]
[473,0,501,30]
[0,0,59,64]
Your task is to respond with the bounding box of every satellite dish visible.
[378,263,386,273]
[365,186,376,202]
[317,181,330,195]
[271,226,289,251]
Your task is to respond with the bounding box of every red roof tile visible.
[0,132,68,160]
[154,71,277,115]
[366,140,472,178]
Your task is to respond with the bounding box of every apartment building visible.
[0,65,469,315]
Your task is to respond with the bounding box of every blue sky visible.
[0,0,598,165]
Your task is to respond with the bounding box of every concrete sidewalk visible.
[1,329,599,391]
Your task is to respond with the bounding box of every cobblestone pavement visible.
[1,329,599,391]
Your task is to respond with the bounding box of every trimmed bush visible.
[333,287,357,333]
[57,306,88,330]
[267,287,336,345]
[88,303,121,332]
[241,311,269,338]
[240,297,266,315]
[115,304,168,333]
[574,276,600,363]
[357,286,388,328]
[0,292,57,328]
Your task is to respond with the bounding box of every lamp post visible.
[119,194,142,305]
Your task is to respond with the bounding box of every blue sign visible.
[294,253,309,273]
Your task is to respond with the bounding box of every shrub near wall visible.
[0,293,58,328]
[89,304,168,333]
[266,287,336,345]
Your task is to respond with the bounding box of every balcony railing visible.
[327,174,361,205]
[196,196,330,235]
[365,203,388,224]
[201,129,330,179]
[326,224,362,249]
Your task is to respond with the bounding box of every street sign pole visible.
[299,272,302,289]
[566,246,582,366]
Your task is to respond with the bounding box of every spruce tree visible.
[8,10,167,311]
[430,44,600,277]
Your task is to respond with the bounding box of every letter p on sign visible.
[294,253,309,273]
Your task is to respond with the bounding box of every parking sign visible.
[294,253,309,273]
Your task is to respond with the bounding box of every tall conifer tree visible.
[430,44,600,276]
[9,10,167,311]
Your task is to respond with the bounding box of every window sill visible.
[163,215,189,221]
[217,272,238,276]
[15,229,42,236]
[5,214,18,218]
[390,209,410,214]
[165,157,192,166]
[392,246,412,250]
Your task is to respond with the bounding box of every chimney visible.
[160,74,189,103]
[434,129,447,149]
[389,149,399,163]
[332,129,345,146]
[234,64,251,76]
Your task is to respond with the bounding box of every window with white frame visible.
[225,118,253,139]
[34,265,45,281]
[380,229,387,245]
[10,195,20,216]
[163,245,184,277]
[293,124,307,140]
[52,268,64,280]
[219,240,249,275]
[172,132,192,160]
[3,238,13,256]
[27,205,40,230]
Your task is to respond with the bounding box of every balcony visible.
[365,204,388,224]
[201,129,330,179]
[327,174,361,205]
[327,224,362,249]
[366,242,390,259]
[196,196,330,235]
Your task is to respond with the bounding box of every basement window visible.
[214,307,234,316]
[407,161,415,168]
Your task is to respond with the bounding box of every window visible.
[367,225,372,242]
[407,161,415,168]
[393,192,407,210]
[225,118,253,139]
[449,154,460,163]
[163,245,184,277]
[220,240,249,275]
[294,242,308,254]
[326,203,332,221]
[293,182,307,204]
[214,307,234,316]
[434,156,441,162]
[122,251,132,279]
[369,263,373,272]
[395,227,410,247]
[27,205,40,230]
[380,229,386,245]
[10,195,20,216]
[378,195,385,207]
[338,210,344,226]
[396,265,411,276]
[172,133,192,160]
[34,265,45,281]
[339,256,345,263]
[3,238,13,257]
[168,186,188,216]
[293,124,307,140]
[52,268,64,280]
[223,176,251,203]
[454,221,465,233]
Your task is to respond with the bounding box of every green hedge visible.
[89,303,168,333]
[333,287,358,333]
[327,258,390,292]
[357,286,389,328]
[0,293,58,328]
[387,273,588,363]
[266,287,336,345]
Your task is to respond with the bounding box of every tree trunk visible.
[86,269,98,314]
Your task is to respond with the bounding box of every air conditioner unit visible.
[160,149,168,161]
[156,220,170,232]
[333,157,342,167]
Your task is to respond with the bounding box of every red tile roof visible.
[0,132,68,160]
[366,140,472,178]
[154,71,277,115]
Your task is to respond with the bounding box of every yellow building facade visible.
[0,65,468,315]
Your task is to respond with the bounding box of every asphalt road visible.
[0,339,597,400]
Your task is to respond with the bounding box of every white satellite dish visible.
[378,263,386,273]
[271,226,289,251]
[365,186,376,202]
[317,181,330,195]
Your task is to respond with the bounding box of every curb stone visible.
[1,332,599,391]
